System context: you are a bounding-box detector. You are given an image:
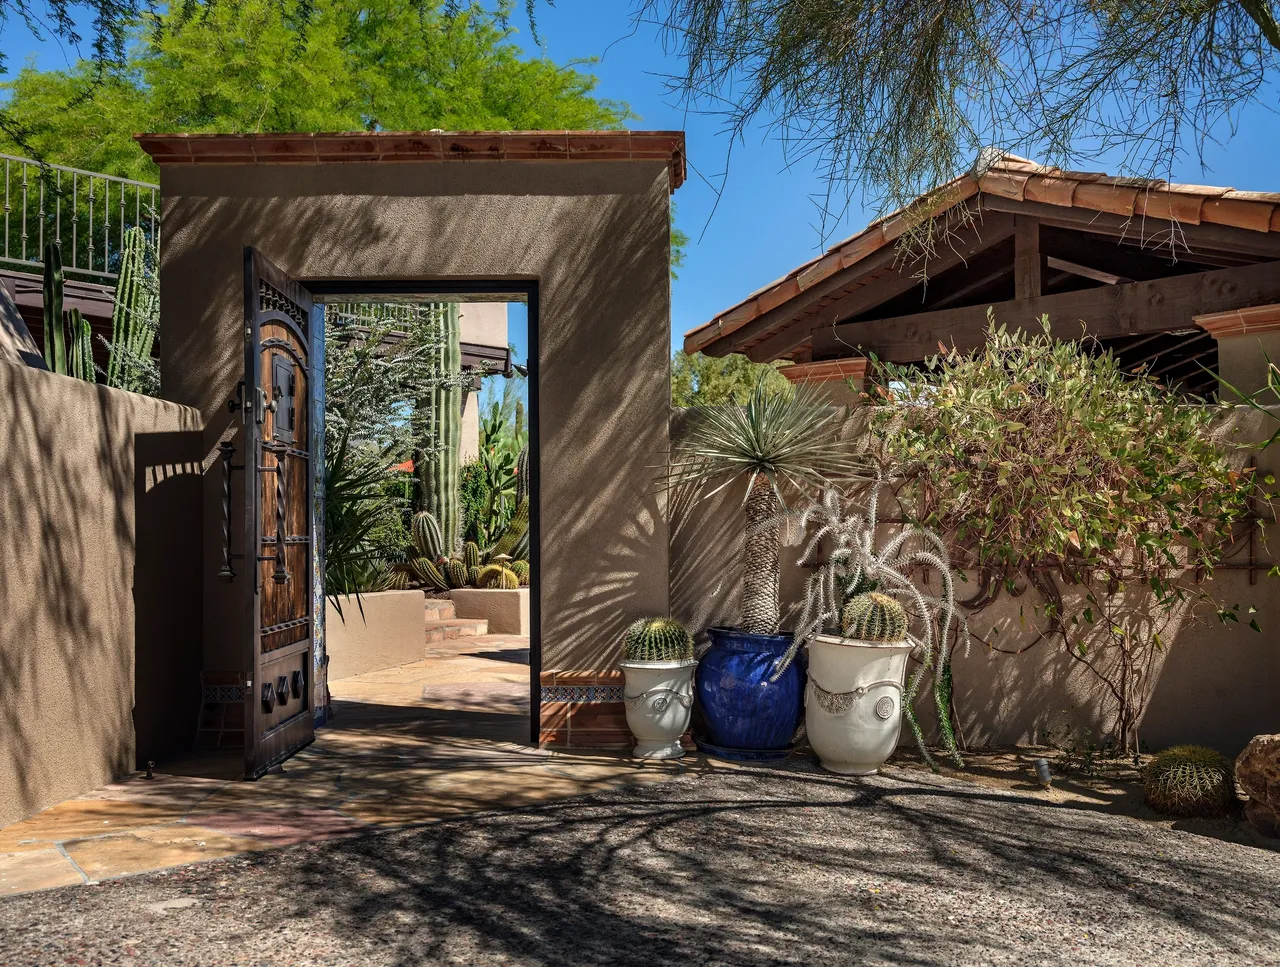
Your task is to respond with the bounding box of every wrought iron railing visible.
[0,153,159,282]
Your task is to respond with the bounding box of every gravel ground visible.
[2,761,1277,967]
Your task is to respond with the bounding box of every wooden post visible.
[1014,216,1042,301]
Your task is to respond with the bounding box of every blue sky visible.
[6,2,1279,357]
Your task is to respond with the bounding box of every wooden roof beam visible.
[742,214,1017,362]
[1045,256,1132,286]
[813,258,1280,362]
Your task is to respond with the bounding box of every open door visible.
[241,248,316,778]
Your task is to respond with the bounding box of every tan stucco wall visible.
[0,363,202,826]
[157,161,671,679]
[669,406,1280,757]
[451,588,530,636]
[325,590,426,681]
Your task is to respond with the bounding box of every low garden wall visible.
[0,363,202,827]
[667,406,1280,759]
[325,590,427,681]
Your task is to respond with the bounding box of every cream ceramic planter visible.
[620,659,697,759]
[805,634,913,775]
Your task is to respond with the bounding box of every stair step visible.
[424,618,488,642]
[423,598,456,622]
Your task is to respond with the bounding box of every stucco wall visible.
[0,363,202,826]
[669,406,1280,757]
[325,590,426,681]
[157,161,672,681]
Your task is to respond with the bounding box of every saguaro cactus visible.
[419,302,462,552]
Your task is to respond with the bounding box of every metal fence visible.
[0,153,159,282]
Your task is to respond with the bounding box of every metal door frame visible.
[306,279,542,745]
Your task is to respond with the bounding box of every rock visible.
[1235,734,1280,837]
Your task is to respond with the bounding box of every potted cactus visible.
[806,592,916,775]
[620,618,697,759]
[668,379,863,760]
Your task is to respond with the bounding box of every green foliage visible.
[324,426,397,617]
[671,351,793,407]
[622,618,695,663]
[460,460,490,543]
[840,591,909,642]
[871,320,1259,752]
[2,0,629,179]
[1143,746,1236,817]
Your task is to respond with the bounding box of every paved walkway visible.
[1,761,1276,966]
[0,633,685,897]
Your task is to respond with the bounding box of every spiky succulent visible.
[622,618,695,663]
[406,557,448,590]
[1143,746,1236,817]
[445,559,468,589]
[412,511,444,560]
[478,564,519,589]
[841,591,909,642]
[462,541,481,569]
[509,560,530,585]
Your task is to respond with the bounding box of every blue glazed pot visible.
[695,627,805,759]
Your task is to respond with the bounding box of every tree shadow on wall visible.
[0,366,201,823]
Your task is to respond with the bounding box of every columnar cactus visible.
[419,302,462,552]
[67,309,95,383]
[840,592,909,642]
[515,444,530,506]
[107,226,158,393]
[489,498,528,560]
[1143,746,1237,817]
[412,511,444,560]
[622,618,695,663]
[462,541,481,569]
[42,241,66,374]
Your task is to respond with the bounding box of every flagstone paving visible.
[0,633,686,898]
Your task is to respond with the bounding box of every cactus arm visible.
[42,242,66,374]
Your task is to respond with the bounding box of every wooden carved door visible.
[242,248,316,778]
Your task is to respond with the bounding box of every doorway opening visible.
[310,279,541,758]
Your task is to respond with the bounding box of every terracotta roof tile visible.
[134,130,686,190]
[686,151,1280,354]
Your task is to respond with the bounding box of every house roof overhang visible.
[687,154,1280,360]
[134,130,687,192]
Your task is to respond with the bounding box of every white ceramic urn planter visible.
[805,634,913,775]
[620,659,697,759]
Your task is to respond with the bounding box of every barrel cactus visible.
[445,558,468,589]
[462,540,481,569]
[840,592,909,642]
[478,564,519,589]
[509,559,530,586]
[1143,746,1237,817]
[412,511,444,560]
[622,618,695,663]
[408,556,449,590]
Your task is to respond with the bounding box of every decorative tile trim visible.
[540,684,625,703]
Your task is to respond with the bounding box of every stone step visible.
[423,598,456,622]
[424,618,488,643]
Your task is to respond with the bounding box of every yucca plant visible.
[667,377,866,635]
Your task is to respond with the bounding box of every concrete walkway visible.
[0,633,684,897]
[1,761,1276,966]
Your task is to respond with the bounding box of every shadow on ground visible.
[2,761,1277,966]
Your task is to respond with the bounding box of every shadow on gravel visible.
[285,764,1280,967]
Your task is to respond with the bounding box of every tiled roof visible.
[134,130,686,190]
[686,153,1280,353]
